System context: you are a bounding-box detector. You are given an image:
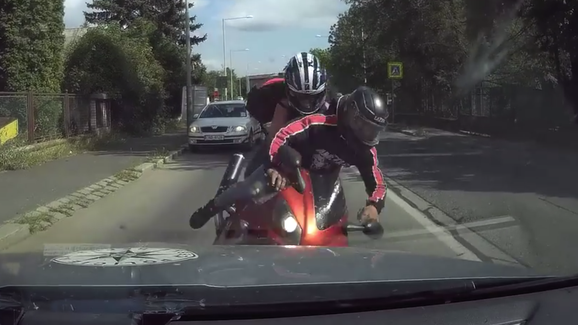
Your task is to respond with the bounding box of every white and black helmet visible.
[284,52,327,114]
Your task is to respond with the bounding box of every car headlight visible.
[232,125,246,132]
[189,125,200,133]
[282,216,298,233]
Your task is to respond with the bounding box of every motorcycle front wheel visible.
[214,211,228,236]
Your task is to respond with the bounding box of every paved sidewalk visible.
[0,131,186,223]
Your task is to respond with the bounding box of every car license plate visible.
[205,135,224,140]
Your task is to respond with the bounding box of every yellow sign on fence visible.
[387,62,403,79]
[0,118,18,145]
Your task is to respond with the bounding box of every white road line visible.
[379,151,483,158]
[384,215,516,240]
[342,166,519,264]
[386,191,482,261]
[383,175,521,266]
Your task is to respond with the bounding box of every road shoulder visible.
[384,175,521,266]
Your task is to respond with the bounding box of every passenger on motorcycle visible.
[265,86,389,223]
[244,52,329,177]
[189,86,388,226]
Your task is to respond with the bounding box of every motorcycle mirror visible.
[363,220,384,240]
[345,223,365,232]
[277,145,301,169]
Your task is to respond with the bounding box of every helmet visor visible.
[287,90,326,114]
[344,106,385,146]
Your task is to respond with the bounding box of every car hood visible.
[0,244,540,287]
[193,117,248,127]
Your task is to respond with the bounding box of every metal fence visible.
[0,91,99,143]
[393,81,577,146]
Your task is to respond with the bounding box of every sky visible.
[63,0,349,75]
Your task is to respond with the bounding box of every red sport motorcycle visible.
[189,145,383,246]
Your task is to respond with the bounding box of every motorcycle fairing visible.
[215,168,348,247]
[310,171,348,230]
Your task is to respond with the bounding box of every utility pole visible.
[222,19,227,100]
[185,0,193,125]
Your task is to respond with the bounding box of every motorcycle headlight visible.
[282,215,298,233]
[274,200,302,244]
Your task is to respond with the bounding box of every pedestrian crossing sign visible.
[387,62,403,79]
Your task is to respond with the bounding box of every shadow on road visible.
[378,133,578,200]
[162,147,257,172]
[88,132,187,157]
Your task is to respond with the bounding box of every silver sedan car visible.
[188,100,263,151]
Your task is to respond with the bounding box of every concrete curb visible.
[386,125,425,137]
[0,145,187,251]
[399,129,419,136]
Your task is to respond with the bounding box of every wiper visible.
[0,292,24,325]
[0,291,23,310]
[467,273,578,296]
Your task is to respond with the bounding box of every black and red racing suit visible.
[245,78,296,126]
[244,78,332,177]
[265,113,387,214]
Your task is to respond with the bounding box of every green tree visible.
[309,48,332,68]
[521,0,578,121]
[85,0,206,45]
[63,20,165,134]
[202,70,221,90]
[0,0,65,139]
[0,0,65,92]
[84,0,207,117]
[328,0,565,119]
[202,69,247,98]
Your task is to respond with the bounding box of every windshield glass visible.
[3,0,578,309]
[199,104,247,118]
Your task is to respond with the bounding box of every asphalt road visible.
[378,129,578,275]
[0,149,476,267]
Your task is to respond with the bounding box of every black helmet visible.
[338,86,388,146]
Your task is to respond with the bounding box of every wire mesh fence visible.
[0,92,96,144]
[393,81,576,144]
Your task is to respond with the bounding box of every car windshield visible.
[199,104,247,118]
[3,0,578,313]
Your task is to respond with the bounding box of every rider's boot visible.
[189,199,221,229]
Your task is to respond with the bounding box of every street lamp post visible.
[245,62,261,92]
[222,15,253,100]
[230,49,249,98]
[185,0,193,125]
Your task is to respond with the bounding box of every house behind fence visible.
[0,92,112,144]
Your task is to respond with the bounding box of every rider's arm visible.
[266,114,338,168]
[267,102,290,138]
[355,147,387,214]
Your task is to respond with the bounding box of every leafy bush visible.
[63,20,166,135]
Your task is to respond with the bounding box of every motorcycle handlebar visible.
[213,165,306,207]
[214,168,273,208]
[345,220,384,240]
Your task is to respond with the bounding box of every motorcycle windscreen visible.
[310,172,347,230]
